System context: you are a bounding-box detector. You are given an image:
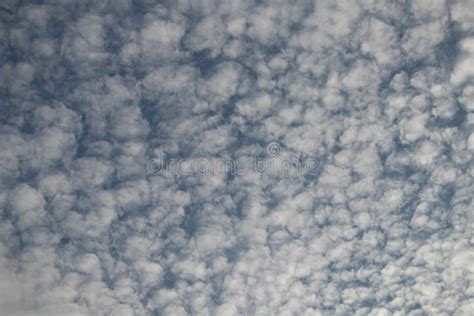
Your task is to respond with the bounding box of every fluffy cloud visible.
[0,0,473,315]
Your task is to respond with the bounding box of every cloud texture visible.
[0,0,473,315]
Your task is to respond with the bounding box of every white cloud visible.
[451,37,474,85]
[1,0,473,315]
[451,0,474,31]
[360,17,401,66]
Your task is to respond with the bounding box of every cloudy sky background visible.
[1,0,474,315]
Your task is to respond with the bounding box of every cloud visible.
[451,37,474,86]
[0,0,473,315]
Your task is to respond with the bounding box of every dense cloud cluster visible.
[0,0,473,315]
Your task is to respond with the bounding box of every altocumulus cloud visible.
[0,0,474,315]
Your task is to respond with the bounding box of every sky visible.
[0,0,474,315]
